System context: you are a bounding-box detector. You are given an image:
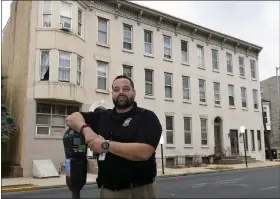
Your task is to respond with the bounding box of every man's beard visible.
[113,95,134,109]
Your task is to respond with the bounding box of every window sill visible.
[144,95,155,100]
[251,78,257,81]
[97,43,110,48]
[227,73,234,76]
[122,49,134,54]
[254,109,260,112]
[197,66,205,70]
[199,102,207,106]
[242,108,248,111]
[181,62,190,66]
[214,104,221,108]
[96,89,110,94]
[163,58,173,63]
[34,135,62,140]
[213,69,220,73]
[184,145,193,148]
[201,145,210,148]
[182,99,191,104]
[165,98,174,102]
[229,106,236,109]
[165,144,176,148]
[144,53,154,58]
[239,75,246,79]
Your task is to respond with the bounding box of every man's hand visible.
[65,112,85,132]
[88,136,105,153]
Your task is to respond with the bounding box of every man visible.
[66,75,162,198]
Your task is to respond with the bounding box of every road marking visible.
[214,178,242,184]
[225,184,248,187]
[191,183,208,188]
[260,187,276,191]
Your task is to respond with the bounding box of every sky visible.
[1,1,279,81]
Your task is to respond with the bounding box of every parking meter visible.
[63,128,88,199]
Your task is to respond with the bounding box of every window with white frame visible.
[123,24,132,50]
[226,53,233,73]
[252,89,259,109]
[40,50,50,81]
[60,1,72,29]
[165,116,174,144]
[78,9,82,36]
[144,30,152,54]
[251,130,255,151]
[145,69,153,96]
[36,103,79,136]
[182,76,190,100]
[200,118,208,145]
[197,45,204,68]
[98,17,108,45]
[184,117,192,144]
[123,65,132,79]
[213,82,221,105]
[42,1,52,27]
[77,56,82,86]
[212,49,219,70]
[250,60,256,79]
[239,57,245,77]
[199,79,206,103]
[181,40,188,63]
[163,35,172,59]
[58,51,71,82]
[228,84,235,106]
[241,87,247,108]
[97,61,108,90]
[164,72,172,98]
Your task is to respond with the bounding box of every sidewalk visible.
[2,161,279,193]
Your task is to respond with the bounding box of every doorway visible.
[229,129,239,155]
[214,117,223,154]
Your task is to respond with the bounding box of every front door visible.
[230,130,239,155]
[214,118,222,154]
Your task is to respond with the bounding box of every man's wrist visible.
[79,123,89,134]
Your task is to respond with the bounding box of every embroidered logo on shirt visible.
[123,118,132,127]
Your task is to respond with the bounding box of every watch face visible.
[102,141,109,149]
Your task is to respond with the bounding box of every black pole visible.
[243,134,248,168]
[72,191,80,199]
[161,144,164,174]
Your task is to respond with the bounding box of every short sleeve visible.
[79,111,100,133]
[136,110,162,149]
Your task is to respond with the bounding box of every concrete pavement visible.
[2,167,280,198]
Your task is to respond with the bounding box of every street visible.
[2,167,280,198]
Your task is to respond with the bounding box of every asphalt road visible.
[2,167,280,198]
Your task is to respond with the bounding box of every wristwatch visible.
[101,140,110,153]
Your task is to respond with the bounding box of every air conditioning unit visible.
[60,22,71,31]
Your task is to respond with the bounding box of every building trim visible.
[89,100,110,112]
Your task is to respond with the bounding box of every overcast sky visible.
[2,1,279,81]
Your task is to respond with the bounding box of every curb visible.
[2,165,279,193]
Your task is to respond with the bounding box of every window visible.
[200,118,208,145]
[123,24,132,50]
[58,51,71,82]
[226,53,233,73]
[199,79,206,103]
[252,89,259,109]
[40,50,50,81]
[78,9,82,36]
[145,69,153,96]
[245,130,248,151]
[197,45,204,67]
[60,1,72,29]
[164,73,172,98]
[144,30,152,54]
[212,49,218,70]
[251,130,255,151]
[163,35,172,59]
[77,56,82,86]
[239,57,245,77]
[181,40,188,63]
[98,17,108,45]
[182,76,190,100]
[123,65,132,79]
[213,82,221,105]
[263,107,268,124]
[241,87,247,108]
[250,60,256,79]
[36,103,79,136]
[228,85,235,106]
[257,130,262,150]
[97,61,108,90]
[42,1,52,27]
[165,116,174,144]
[184,117,192,144]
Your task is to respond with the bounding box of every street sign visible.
[240,126,245,134]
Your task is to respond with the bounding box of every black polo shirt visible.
[80,102,162,187]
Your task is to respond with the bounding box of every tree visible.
[1,75,17,143]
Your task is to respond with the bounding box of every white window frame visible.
[123,24,133,50]
[165,116,174,145]
[184,117,192,145]
[60,1,72,29]
[239,57,245,77]
[123,65,132,79]
[182,76,190,101]
[181,40,188,63]
[226,53,233,73]
[253,89,259,109]
[78,9,82,36]
[164,72,173,98]
[250,60,256,79]
[228,84,235,107]
[163,35,172,59]
[58,51,71,83]
[199,79,206,103]
[212,49,219,70]
[145,69,154,96]
[197,45,204,68]
[77,56,82,86]
[42,0,52,28]
[213,82,221,105]
[200,118,208,145]
[96,61,108,91]
[144,30,153,55]
[40,50,50,81]
[98,17,108,46]
[241,87,247,108]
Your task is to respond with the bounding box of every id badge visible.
[98,153,106,161]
